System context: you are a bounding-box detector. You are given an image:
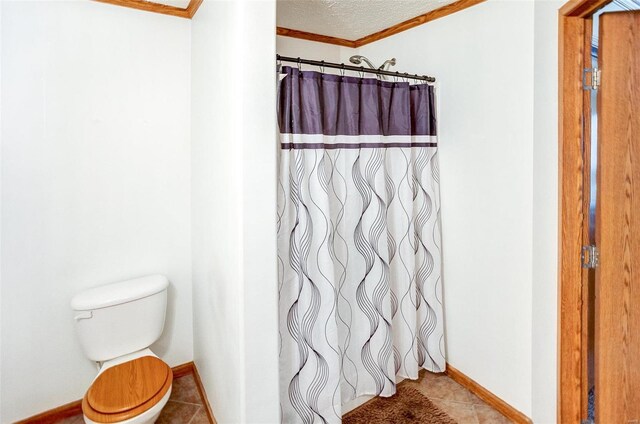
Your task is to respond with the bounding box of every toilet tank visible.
[71,275,169,362]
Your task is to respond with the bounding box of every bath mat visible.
[343,385,457,424]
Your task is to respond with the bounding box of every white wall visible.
[191,1,243,421]
[276,35,356,75]
[532,1,562,422]
[0,1,3,420]
[358,0,536,416]
[240,3,279,422]
[277,35,344,63]
[192,1,279,423]
[1,2,192,422]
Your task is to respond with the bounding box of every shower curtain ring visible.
[320,60,325,73]
[359,66,364,78]
[297,57,302,70]
[340,63,345,77]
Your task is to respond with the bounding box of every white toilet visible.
[71,275,173,424]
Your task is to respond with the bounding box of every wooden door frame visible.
[558,1,612,423]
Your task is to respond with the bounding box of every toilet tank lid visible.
[71,275,169,311]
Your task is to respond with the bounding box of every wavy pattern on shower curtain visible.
[277,65,445,424]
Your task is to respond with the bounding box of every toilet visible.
[71,275,173,424]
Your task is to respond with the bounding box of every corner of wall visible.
[191,1,279,423]
[532,1,562,422]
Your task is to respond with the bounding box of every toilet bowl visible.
[71,275,172,424]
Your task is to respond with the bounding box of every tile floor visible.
[401,371,513,424]
[57,373,211,424]
[56,370,509,424]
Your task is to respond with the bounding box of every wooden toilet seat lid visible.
[83,356,172,422]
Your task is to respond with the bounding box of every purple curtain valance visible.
[278,66,437,137]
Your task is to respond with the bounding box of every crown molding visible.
[276,28,357,48]
[93,0,203,19]
[95,0,482,32]
[277,0,486,48]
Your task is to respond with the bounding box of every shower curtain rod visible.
[276,55,436,83]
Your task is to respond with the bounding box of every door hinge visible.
[583,68,601,90]
[581,245,599,269]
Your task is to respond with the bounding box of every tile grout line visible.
[185,405,203,424]
[416,374,507,424]
[169,399,205,407]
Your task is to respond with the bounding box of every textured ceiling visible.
[276,0,459,40]
[148,0,191,9]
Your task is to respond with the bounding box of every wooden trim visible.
[172,361,196,378]
[354,0,486,47]
[558,8,589,424]
[192,362,218,424]
[92,0,202,19]
[276,0,486,48]
[557,1,612,424]
[579,17,594,423]
[14,400,83,424]
[186,0,204,18]
[93,0,190,18]
[560,0,613,18]
[276,27,357,48]
[445,364,532,424]
[15,361,216,424]
[558,13,589,424]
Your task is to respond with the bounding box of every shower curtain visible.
[277,66,445,424]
